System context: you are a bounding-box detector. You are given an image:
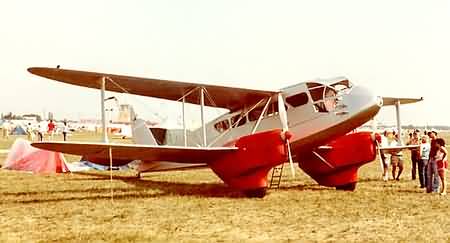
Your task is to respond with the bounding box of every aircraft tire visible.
[335,182,357,191]
[243,187,267,198]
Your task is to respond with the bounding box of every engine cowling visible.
[297,131,377,190]
[209,129,289,197]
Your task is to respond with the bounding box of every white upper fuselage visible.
[168,77,383,152]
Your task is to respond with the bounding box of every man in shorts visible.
[391,132,404,181]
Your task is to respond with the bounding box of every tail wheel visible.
[335,182,357,191]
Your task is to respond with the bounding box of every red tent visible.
[3,139,69,173]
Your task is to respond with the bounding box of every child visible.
[435,138,447,195]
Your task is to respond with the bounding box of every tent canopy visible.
[3,138,69,173]
[11,124,27,135]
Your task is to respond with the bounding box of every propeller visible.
[371,117,386,177]
[278,93,295,177]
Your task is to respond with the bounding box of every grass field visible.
[0,133,449,242]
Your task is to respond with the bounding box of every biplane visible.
[28,67,422,197]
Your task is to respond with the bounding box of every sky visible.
[0,0,449,127]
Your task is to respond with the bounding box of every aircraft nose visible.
[344,85,382,114]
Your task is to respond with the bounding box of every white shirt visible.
[380,135,389,147]
[420,143,430,160]
[388,139,403,156]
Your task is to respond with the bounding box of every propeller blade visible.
[375,140,385,178]
[278,93,289,132]
[287,141,295,178]
[278,93,295,177]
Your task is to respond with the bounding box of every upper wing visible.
[382,97,423,106]
[32,141,237,166]
[379,144,420,153]
[28,67,277,111]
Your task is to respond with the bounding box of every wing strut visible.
[108,146,114,202]
[251,97,272,134]
[395,100,403,145]
[100,77,108,143]
[200,88,207,147]
[182,97,187,147]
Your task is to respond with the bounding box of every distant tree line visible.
[1,112,42,122]
[403,124,450,131]
[377,124,450,131]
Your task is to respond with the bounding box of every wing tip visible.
[28,66,62,76]
[27,67,38,74]
[28,67,49,75]
[30,142,45,150]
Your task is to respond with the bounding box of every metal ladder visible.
[269,163,284,189]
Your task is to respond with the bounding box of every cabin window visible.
[286,92,308,107]
[248,107,264,121]
[231,114,246,127]
[214,119,230,133]
[323,87,337,112]
[266,101,288,116]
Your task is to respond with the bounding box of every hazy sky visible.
[1,0,449,127]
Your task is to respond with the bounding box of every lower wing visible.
[32,141,237,166]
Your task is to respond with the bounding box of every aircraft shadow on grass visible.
[2,172,332,204]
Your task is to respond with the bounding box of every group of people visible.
[2,120,70,141]
[32,120,70,141]
[379,129,447,195]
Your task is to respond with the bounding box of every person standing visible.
[390,132,404,181]
[418,135,430,188]
[2,121,10,139]
[26,123,34,141]
[62,121,69,141]
[380,130,391,181]
[435,138,447,195]
[407,131,420,180]
[426,130,440,193]
[47,120,55,140]
[37,124,45,141]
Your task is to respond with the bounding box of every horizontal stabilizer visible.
[382,97,423,106]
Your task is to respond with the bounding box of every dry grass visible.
[0,133,449,242]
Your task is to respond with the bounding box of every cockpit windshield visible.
[330,79,352,96]
[307,80,351,113]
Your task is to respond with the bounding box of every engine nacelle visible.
[297,131,376,189]
[210,129,289,197]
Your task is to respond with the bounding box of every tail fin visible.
[131,119,158,145]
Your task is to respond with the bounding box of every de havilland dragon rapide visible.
[28,67,422,197]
